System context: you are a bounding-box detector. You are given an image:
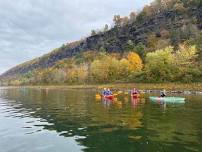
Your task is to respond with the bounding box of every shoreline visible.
[1,83,202,92]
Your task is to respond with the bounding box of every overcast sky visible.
[0,0,152,74]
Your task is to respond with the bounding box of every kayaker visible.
[106,88,113,95]
[131,88,139,95]
[102,88,107,95]
[160,89,166,97]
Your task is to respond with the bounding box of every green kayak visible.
[149,96,185,103]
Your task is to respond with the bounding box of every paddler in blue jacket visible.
[102,88,107,95]
[106,88,113,95]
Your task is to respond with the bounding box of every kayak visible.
[131,94,140,98]
[102,95,114,100]
[149,96,185,103]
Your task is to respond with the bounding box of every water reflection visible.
[0,88,202,152]
[101,98,114,108]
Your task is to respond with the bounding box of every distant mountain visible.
[1,0,202,79]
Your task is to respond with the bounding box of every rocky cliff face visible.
[1,3,202,78]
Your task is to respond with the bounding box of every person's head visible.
[133,88,136,90]
[104,88,107,91]
[107,88,110,91]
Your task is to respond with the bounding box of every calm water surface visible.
[0,88,202,152]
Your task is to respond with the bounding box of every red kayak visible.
[131,94,140,98]
[102,95,114,100]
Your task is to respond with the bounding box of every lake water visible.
[0,88,202,152]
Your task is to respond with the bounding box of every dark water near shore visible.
[0,88,202,152]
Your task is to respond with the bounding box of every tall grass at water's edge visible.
[1,83,202,91]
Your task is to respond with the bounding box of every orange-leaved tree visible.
[127,52,143,72]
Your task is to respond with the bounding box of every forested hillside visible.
[1,0,202,85]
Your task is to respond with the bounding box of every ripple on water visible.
[0,89,202,152]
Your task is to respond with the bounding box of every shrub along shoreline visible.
[1,83,202,92]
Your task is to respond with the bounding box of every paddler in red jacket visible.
[131,88,139,95]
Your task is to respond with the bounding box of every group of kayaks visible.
[102,93,141,99]
[100,88,186,104]
[101,88,140,100]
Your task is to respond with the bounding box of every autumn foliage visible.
[2,0,202,85]
[127,52,143,72]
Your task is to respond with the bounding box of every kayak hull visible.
[149,96,185,103]
[102,95,114,100]
[131,94,140,98]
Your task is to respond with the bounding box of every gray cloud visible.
[0,0,152,74]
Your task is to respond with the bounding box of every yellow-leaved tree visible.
[174,44,199,82]
[127,52,143,72]
[175,44,197,67]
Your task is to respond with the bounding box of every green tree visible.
[174,1,187,14]
[189,32,202,63]
[125,40,135,51]
[113,15,121,27]
[134,42,146,58]
[90,59,109,83]
[104,24,109,32]
[129,12,136,23]
[136,11,146,23]
[144,46,178,82]
[99,47,107,55]
[175,44,197,67]
[91,30,96,36]
[147,34,159,51]
[118,59,131,80]
[51,69,66,83]
[120,17,129,26]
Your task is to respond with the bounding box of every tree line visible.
[5,42,201,86]
[1,0,202,85]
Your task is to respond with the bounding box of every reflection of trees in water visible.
[98,96,144,129]
[2,89,201,151]
[142,101,201,151]
[76,127,145,152]
[2,88,145,151]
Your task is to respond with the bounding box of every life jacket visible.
[106,91,112,95]
[132,90,138,94]
[102,90,107,95]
